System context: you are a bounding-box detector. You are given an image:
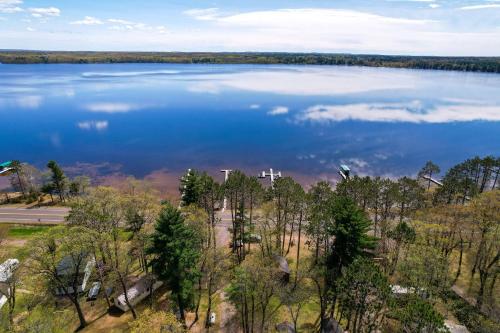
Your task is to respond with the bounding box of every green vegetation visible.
[1,51,500,73]
[7,226,50,238]
[0,155,498,332]
[147,204,203,326]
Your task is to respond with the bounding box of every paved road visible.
[0,207,69,224]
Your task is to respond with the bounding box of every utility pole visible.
[258,168,282,186]
[220,169,232,211]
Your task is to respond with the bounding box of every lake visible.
[1,63,499,184]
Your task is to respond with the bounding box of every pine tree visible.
[179,169,202,206]
[146,204,202,326]
[47,160,67,202]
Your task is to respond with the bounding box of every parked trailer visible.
[115,276,163,312]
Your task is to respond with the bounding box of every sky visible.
[0,0,500,56]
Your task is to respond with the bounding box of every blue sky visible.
[1,0,499,55]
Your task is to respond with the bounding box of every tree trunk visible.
[295,212,303,286]
[453,238,464,285]
[70,296,87,330]
[118,271,137,319]
[488,271,498,297]
[15,170,26,197]
[190,275,202,328]
[476,271,487,311]
[177,292,186,327]
[205,274,213,328]
[7,284,15,327]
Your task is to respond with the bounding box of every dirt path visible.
[218,291,238,332]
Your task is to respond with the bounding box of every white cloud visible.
[459,4,500,10]
[267,106,289,116]
[26,26,34,31]
[28,7,60,18]
[249,104,261,109]
[71,16,103,25]
[183,8,220,21]
[429,4,440,9]
[84,102,143,113]
[217,8,431,28]
[0,0,22,13]
[297,102,500,123]
[106,18,167,33]
[108,18,134,25]
[3,7,500,55]
[77,120,109,131]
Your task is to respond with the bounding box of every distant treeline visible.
[1,50,500,73]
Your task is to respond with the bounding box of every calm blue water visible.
[0,63,499,181]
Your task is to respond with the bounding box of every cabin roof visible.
[0,161,12,169]
[56,254,92,276]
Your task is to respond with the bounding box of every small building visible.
[54,255,94,296]
[115,275,163,312]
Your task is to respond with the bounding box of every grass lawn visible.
[7,225,51,238]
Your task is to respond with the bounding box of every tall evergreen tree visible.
[46,160,67,202]
[146,204,202,325]
[327,196,377,276]
[179,169,202,207]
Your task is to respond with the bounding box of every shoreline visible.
[1,51,500,73]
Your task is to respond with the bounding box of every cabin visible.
[114,275,163,312]
[54,255,95,296]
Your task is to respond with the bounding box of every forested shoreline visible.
[1,156,499,332]
[1,51,500,73]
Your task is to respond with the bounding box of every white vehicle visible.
[209,312,216,325]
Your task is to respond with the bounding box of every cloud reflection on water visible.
[188,67,415,95]
[297,101,500,123]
